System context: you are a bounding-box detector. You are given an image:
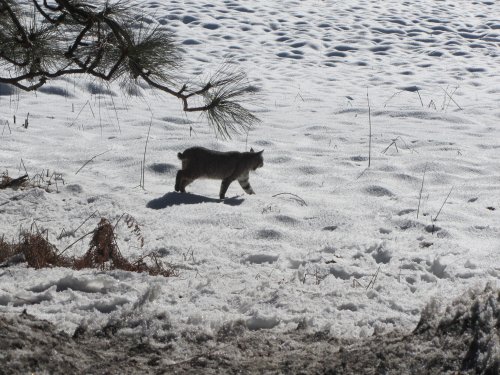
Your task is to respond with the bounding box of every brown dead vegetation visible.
[20,231,73,269]
[73,218,174,277]
[0,218,175,277]
[0,173,29,190]
[1,169,65,192]
[0,231,71,268]
[0,235,17,263]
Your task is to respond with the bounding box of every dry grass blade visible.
[75,150,110,175]
[139,116,153,189]
[433,186,454,222]
[366,266,381,290]
[441,87,463,110]
[417,163,428,219]
[367,88,372,168]
[272,192,307,206]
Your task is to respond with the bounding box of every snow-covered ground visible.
[1,0,499,354]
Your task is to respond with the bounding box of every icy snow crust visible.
[0,0,499,356]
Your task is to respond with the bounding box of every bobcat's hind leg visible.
[219,178,233,200]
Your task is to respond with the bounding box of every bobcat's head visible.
[250,148,264,170]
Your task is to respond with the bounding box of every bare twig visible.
[106,86,121,133]
[20,159,28,177]
[416,89,423,107]
[71,210,101,236]
[366,266,381,290]
[352,279,365,288]
[416,163,428,219]
[140,115,153,189]
[383,90,402,108]
[381,139,398,154]
[395,136,418,154]
[69,100,94,128]
[440,87,462,110]
[356,167,369,180]
[1,120,11,135]
[75,150,110,175]
[57,230,95,256]
[433,186,454,223]
[367,88,372,168]
[445,86,459,111]
[272,192,307,206]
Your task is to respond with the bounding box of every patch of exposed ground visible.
[1,286,498,374]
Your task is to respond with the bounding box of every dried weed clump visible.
[0,235,17,263]
[74,218,121,270]
[1,169,64,192]
[0,218,175,277]
[73,218,175,277]
[0,173,29,190]
[19,232,72,269]
[0,231,71,268]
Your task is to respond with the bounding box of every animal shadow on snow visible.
[147,192,244,209]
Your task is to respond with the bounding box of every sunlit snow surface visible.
[0,0,499,341]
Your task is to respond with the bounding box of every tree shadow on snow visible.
[146,192,244,209]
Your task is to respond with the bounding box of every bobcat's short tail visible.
[177,152,184,160]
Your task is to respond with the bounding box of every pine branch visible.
[0,0,260,136]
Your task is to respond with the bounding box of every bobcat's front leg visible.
[219,178,233,199]
[237,173,255,195]
[175,170,193,193]
[175,170,184,192]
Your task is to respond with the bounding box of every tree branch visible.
[0,0,30,47]
[32,0,64,24]
[0,0,260,136]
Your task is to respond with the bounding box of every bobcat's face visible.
[250,148,264,170]
[253,156,263,170]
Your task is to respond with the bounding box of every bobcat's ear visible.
[250,148,254,152]
[258,149,264,154]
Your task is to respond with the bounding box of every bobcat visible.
[175,147,264,199]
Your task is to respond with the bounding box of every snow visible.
[1,0,499,355]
